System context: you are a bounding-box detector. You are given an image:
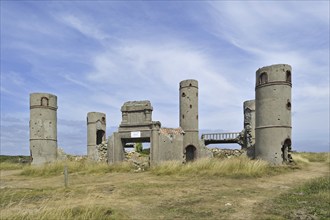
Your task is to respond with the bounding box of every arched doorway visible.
[185,145,196,162]
[281,138,291,163]
[96,130,105,145]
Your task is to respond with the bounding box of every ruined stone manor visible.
[29,64,293,166]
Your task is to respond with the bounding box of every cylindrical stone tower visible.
[255,64,292,164]
[87,112,106,160]
[179,79,199,161]
[30,93,58,165]
[243,100,256,148]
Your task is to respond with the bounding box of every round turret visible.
[255,64,292,164]
[179,79,199,161]
[30,93,58,165]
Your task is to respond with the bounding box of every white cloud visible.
[1,1,329,154]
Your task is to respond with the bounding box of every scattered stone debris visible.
[95,141,108,163]
[211,148,246,159]
[66,155,87,162]
[57,147,68,161]
[125,151,149,171]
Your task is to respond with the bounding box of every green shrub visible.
[0,155,30,170]
[0,155,30,163]
[134,143,143,153]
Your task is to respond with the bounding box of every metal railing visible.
[201,132,240,141]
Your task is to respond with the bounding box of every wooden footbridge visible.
[201,132,240,145]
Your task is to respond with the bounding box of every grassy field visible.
[0,153,329,219]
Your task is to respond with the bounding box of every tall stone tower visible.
[255,64,292,164]
[243,100,256,148]
[30,93,58,165]
[179,79,199,161]
[87,112,106,160]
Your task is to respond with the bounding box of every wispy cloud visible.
[59,14,109,41]
[1,1,329,154]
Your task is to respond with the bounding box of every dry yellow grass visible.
[151,156,284,178]
[1,153,329,219]
[20,160,134,177]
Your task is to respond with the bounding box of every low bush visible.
[0,155,30,170]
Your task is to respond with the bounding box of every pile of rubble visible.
[95,141,108,162]
[125,151,149,171]
[211,148,246,159]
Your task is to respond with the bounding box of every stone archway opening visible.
[281,138,292,163]
[259,72,268,85]
[96,130,105,145]
[122,138,151,153]
[185,145,196,162]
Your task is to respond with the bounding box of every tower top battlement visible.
[180,79,198,88]
[256,64,292,89]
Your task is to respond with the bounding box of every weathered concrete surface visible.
[157,128,185,163]
[30,93,58,165]
[87,112,106,160]
[120,100,153,126]
[107,132,124,164]
[255,64,292,165]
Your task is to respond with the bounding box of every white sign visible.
[131,131,141,138]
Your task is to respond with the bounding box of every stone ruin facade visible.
[29,64,293,165]
[87,112,106,161]
[237,100,255,158]
[106,80,212,166]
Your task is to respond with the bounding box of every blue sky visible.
[1,1,329,155]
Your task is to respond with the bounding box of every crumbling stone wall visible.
[94,141,108,162]
[211,148,246,159]
[237,100,255,159]
[87,112,106,161]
